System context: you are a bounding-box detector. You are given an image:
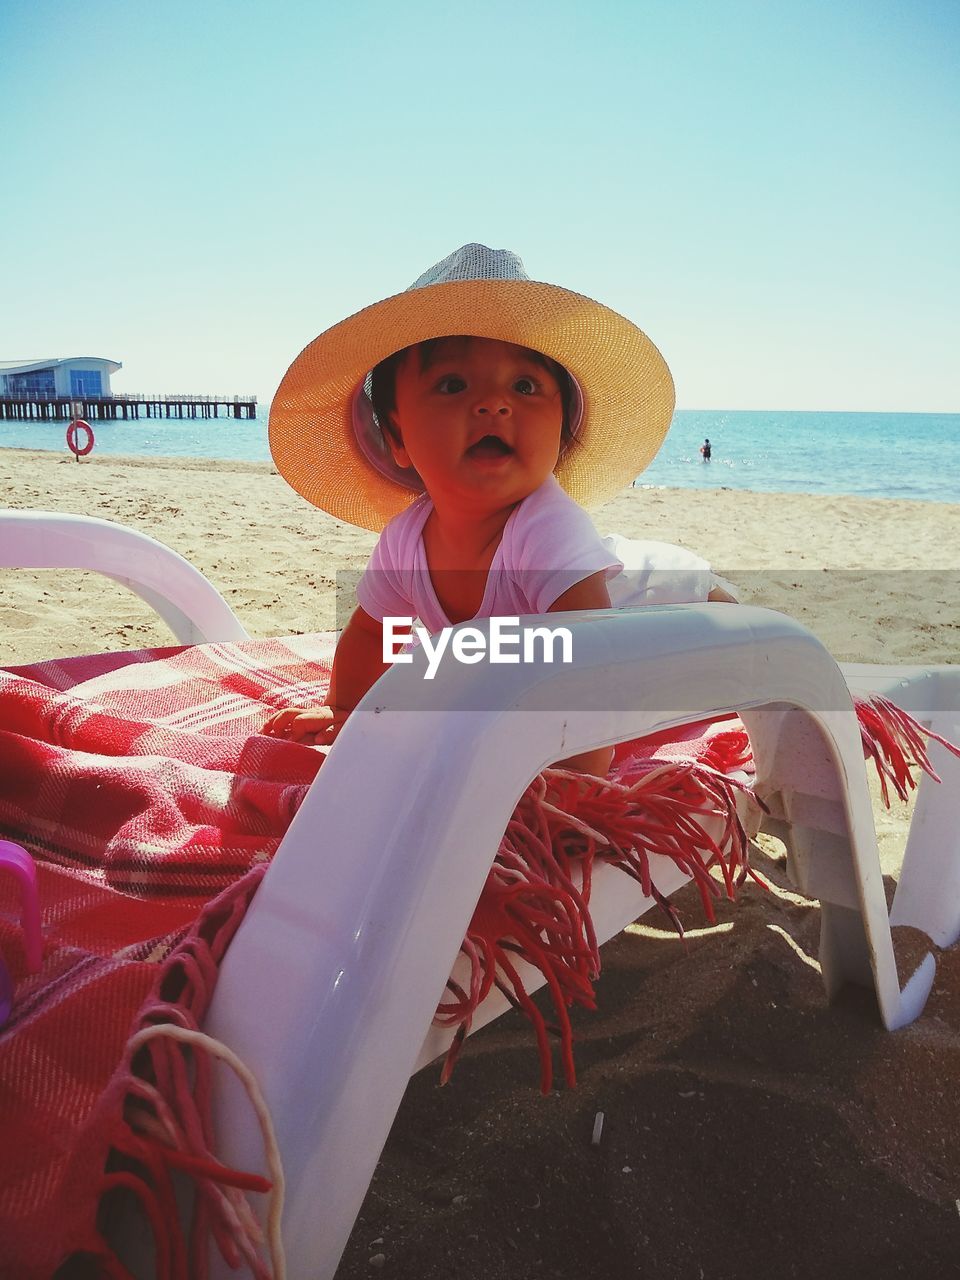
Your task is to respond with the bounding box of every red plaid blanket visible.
[0,636,948,1279]
[0,638,339,1277]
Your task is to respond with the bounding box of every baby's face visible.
[387,337,564,515]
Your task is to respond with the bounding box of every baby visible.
[264,244,730,774]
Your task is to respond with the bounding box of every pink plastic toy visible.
[0,840,42,1026]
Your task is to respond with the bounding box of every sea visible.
[3,408,959,504]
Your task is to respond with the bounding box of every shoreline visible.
[5,443,960,506]
[5,435,960,504]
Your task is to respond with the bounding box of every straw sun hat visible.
[268,243,675,532]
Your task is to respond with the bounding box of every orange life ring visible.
[66,420,95,457]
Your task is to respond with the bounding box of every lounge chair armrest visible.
[0,510,250,645]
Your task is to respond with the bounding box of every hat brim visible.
[269,278,675,532]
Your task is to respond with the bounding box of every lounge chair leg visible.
[839,666,960,950]
[891,708,960,948]
[819,902,874,996]
[748,703,937,1029]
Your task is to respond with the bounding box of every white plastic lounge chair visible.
[1,509,958,1280]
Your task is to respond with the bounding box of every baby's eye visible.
[513,376,539,395]
[435,375,467,394]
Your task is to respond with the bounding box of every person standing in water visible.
[700,438,712,461]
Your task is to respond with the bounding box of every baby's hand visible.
[262,704,349,745]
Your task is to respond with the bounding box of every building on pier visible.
[0,356,121,399]
[0,356,257,421]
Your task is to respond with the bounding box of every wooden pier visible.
[0,394,258,422]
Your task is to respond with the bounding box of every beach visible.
[3,449,960,668]
[3,449,960,1278]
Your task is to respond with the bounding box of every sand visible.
[3,450,959,669]
[2,449,960,1278]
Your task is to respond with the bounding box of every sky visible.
[1,0,957,412]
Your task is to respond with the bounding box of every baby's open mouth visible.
[467,435,513,459]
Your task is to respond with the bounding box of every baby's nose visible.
[474,394,510,416]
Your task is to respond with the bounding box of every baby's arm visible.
[263,606,388,745]
[546,571,615,778]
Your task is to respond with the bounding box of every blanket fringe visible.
[436,696,960,1093]
[87,867,283,1280]
[436,758,757,1093]
[853,691,960,806]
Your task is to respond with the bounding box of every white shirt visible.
[356,475,622,632]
